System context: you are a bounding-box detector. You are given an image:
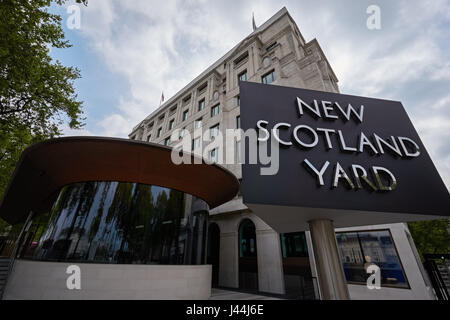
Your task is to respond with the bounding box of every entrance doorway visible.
[207,223,220,287]
[238,219,258,291]
[280,231,316,299]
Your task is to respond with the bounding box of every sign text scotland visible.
[256,97,420,192]
[239,82,449,230]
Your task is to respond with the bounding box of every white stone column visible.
[219,231,239,288]
[256,228,285,294]
[308,219,349,300]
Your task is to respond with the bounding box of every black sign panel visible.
[239,82,449,231]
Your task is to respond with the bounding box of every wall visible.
[3,260,212,300]
[212,212,285,295]
[127,8,433,301]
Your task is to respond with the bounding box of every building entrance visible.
[280,232,316,299]
[207,223,220,287]
[238,219,258,291]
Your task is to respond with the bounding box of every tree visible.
[0,0,87,233]
[408,219,450,260]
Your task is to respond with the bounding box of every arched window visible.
[239,219,257,258]
[238,218,258,290]
[207,223,220,287]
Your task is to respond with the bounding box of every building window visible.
[179,127,186,139]
[262,70,276,84]
[146,134,151,142]
[192,137,200,151]
[234,52,249,66]
[336,230,409,288]
[209,148,218,163]
[237,95,240,106]
[210,123,220,139]
[236,115,240,129]
[168,119,174,130]
[182,95,191,106]
[198,98,205,111]
[157,127,162,138]
[280,232,308,258]
[195,118,202,129]
[239,219,256,257]
[21,181,209,266]
[169,106,177,116]
[211,104,220,117]
[198,83,207,94]
[164,137,170,146]
[238,70,247,82]
[266,41,278,52]
[182,109,189,121]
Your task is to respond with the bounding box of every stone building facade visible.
[129,7,435,300]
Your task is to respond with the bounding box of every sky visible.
[50,0,450,188]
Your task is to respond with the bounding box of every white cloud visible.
[97,113,133,137]
[75,0,262,138]
[329,38,442,96]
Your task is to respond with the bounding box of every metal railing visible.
[423,254,449,300]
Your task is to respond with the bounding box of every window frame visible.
[195,117,203,129]
[182,94,191,106]
[168,119,175,130]
[198,83,207,94]
[192,137,200,151]
[234,51,249,66]
[179,127,186,139]
[335,228,410,289]
[210,123,220,139]
[238,70,247,82]
[164,137,170,146]
[182,109,189,121]
[198,98,205,111]
[279,231,309,258]
[261,69,276,84]
[266,41,278,52]
[209,148,218,163]
[169,106,177,116]
[211,104,220,117]
[238,218,257,258]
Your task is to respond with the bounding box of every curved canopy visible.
[0,137,240,224]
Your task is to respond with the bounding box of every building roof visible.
[0,137,240,224]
